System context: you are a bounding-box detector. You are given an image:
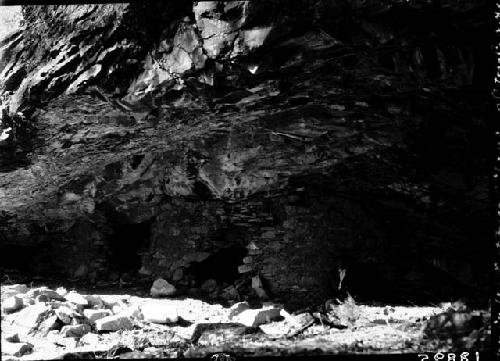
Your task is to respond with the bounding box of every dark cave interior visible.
[188,246,248,287]
[108,221,152,275]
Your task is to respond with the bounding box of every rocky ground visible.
[1,280,491,359]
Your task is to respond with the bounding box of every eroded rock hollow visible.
[0,1,494,309]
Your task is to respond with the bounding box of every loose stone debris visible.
[0,282,490,359]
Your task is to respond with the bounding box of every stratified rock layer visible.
[0,1,493,308]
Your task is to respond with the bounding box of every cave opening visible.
[108,221,151,276]
[189,246,247,286]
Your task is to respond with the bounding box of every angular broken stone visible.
[65,292,89,307]
[1,341,33,357]
[228,301,250,320]
[12,303,52,335]
[2,295,24,314]
[39,315,62,333]
[232,307,281,327]
[4,333,20,343]
[60,324,91,338]
[150,278,176,297]
[83,309,112,324]
[95,315,133,331]
[141,301,178,324]
[55,306,79,324]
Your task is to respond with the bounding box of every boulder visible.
[1,341,33,357]
[95,315,133,331]
[2,295,24,314]
[141,301,178,324]
[150,278,176,297]
[232,307,282,327]
[83,309,112,324]
[60,324,91,338]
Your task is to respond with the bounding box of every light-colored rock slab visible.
[232,307,281,327]
[228,301,250,320]
[12,303,52,335]
[65,292,89,307]
[95,315,133,331]
[141,301,178,324]
[83,309,112,324]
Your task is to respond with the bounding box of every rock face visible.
[0,1,493,309]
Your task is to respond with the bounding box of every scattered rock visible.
[2,295,24,314]
[83,309,112,324]
[228,301,250,320]
[1,341,33,357]
[95,315,133,331]
[232,307,282,327]
[60,324,91,338]
[150,278,176,297]
[141,301,179,324]
[65,292,89,307]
